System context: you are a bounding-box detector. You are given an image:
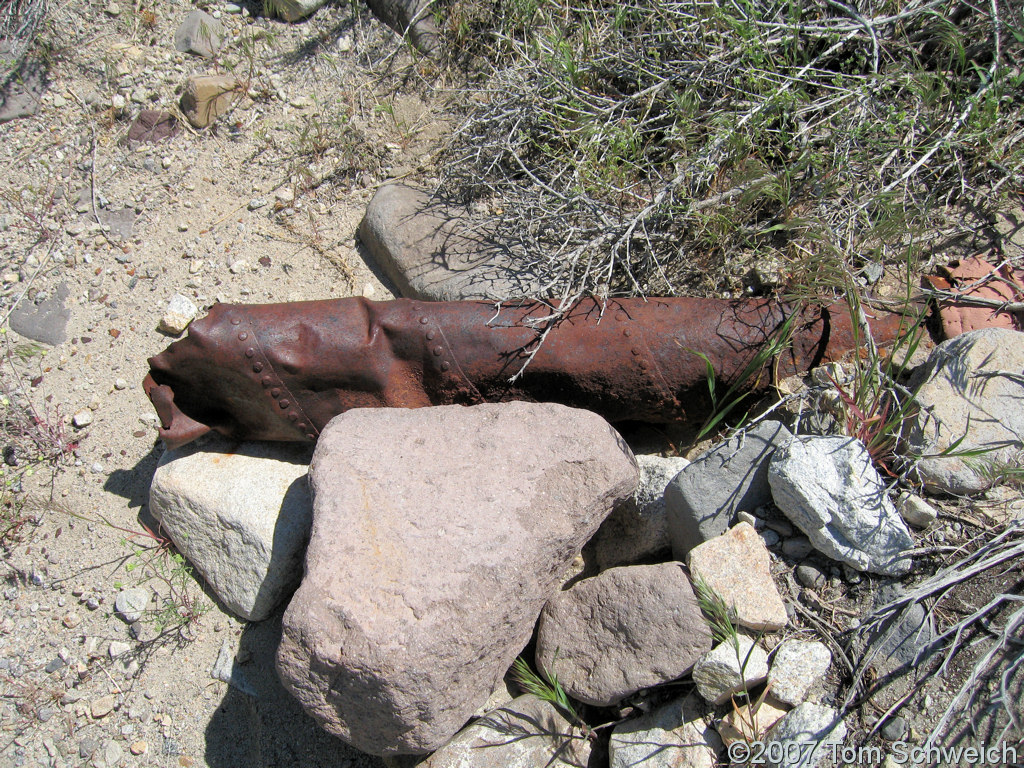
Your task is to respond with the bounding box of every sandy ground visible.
[0,1,448,765]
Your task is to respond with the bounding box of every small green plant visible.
[510,656,589,736]
[689,310,797,442]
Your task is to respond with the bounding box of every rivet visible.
[440,361,450,372]
[229,317,241,326]
[289,413,300,422]
[252,361,264,372]
[306,432,316,440]
[631,348,640,356]
[245,347,255,358]
[426,330,436,340]
[615,312,627,322]
[419,317,428,325]
[279,399,290,409]
[271,388,281,398]
[624,328,632,338]
[297,423,307,430]
[238,331,248,341]
[261,376,273,388]
[433,346,443,356]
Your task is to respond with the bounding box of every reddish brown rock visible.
[276,402,638,756]
[535,563,712,706]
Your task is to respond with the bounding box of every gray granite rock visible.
[667,420,792,558]
[896,492,938,528]
[358,184,546,301]
[277,403,638,755]
[0,52,47,123]
[587,453,690,569]
[535,562,712,706]
[768,436,914,576]
[149,435,313,621]
[903,329,1024,495]
[366,0,439,53]
[609,694,721,768]
[767,640,832,706]
[691,635,768,706]
[420,695,590,768]
[174,11,223,57]
[764,702,847,768]
[268,0,329,23]
[9,283,70,346]
[686,522,788,631]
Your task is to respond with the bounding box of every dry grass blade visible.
[845,519,1024,743]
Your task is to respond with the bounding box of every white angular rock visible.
[903,329,1024,495]
[149,435,313,621]
[609,694,721,768]
[276,403,638,755]
[72,409,93,428]
[764,702,847,768]
[768,436,914,576]
[158,294,198,336]
[535,563,712,706]
[587,453,691,569]
[767,640,832,706]
[692,635,768,705]
[897,492,938,528]
[686,522,788,632]
[420,695,591,768]
[114,587,149,624]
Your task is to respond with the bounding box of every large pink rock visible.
[276,403,638,756]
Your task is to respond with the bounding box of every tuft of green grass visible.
[510,656,582,728]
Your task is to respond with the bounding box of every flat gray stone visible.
[358,184,546,301]
[420,695,591,768]
[174,11,223,57]
[276,403,637,755]
[97,207,136,241]
[903,328,1024,495]
[860,586,935,669]
[587,454,690,569]
[666,421,792,558]
[764,702,847,768]
[535,563,712,706]
[767,640,831,706]
[768,436,914,576]
[609,694,721,768]
[9,283,70,346]
[149,434,313,621]
[0,53,47,123]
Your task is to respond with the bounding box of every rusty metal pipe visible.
[144,297,909,449]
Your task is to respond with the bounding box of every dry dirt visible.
[0,1,447,765]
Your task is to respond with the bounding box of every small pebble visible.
[72,409,93,428]
[109,640,132,659]
[91,694,116,718]
[247,198,267,211]
[114,379,128,390]
[130,741,148,755]
[881,716,907,741]
[104,1,120,15]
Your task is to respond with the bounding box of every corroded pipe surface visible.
[145,297,908,448]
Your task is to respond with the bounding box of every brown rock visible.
[535,563,712,706]
[179,74,239,129]
[686,522,788,631]
[276,402,638,756]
